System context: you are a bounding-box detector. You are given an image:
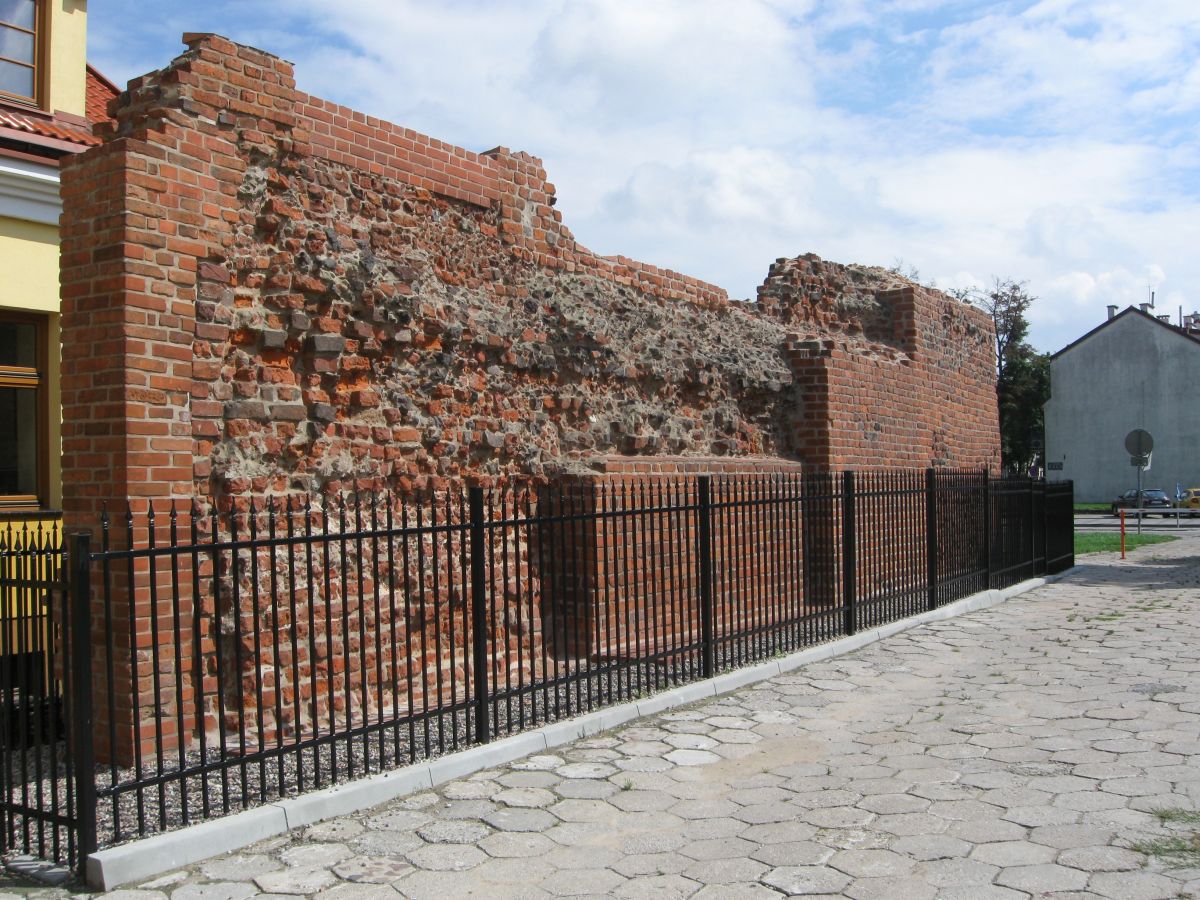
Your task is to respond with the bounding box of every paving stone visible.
[749,840,833,867]
[664,749,721,766]
[664,734,717,751]
[140,872,187,890]
[1087,871,1184,899]
[497,771,561,789]
[366,809,433,832]
[610,851,692,877]
[802,806,874,828]
[416,820,491,843]
[493,786,557,808]
[995,862,1090,893]
[438,798,500,819]
[870,811,943,835]
[1057,844,1144,872]
[170,887,255,900]
[332,856,414,883]
[843,875,937,900]
[304,819,366,841]
[740,820,819,844]
[254,867,339,894]
[1028,823,1116,849]
[483,807,558,832]
[1003,804,1081,827]
[279,843,351,867]
[396,869,528,900]
[734,801,800,824]
[857,793,930,815]
[538,867,626,896]
[890,833,973,860]
[681,856,769,884]
[555,762,617,780]
[349,830,425,857]
[474,856,556,885]
[970,839,1058,866]
[199,854,282,881]
[313,884,400,899]
[513,755,565,771]
[678,837,758,861]
[544,820,615,845]
[549,798,621,823]
[406,843,487,871]
[441,779,500,800]
[555,778,620,799]
[934,885,1028,899]
[475,830,554,859]
[760,865,852,894]
[829,848,915,877]
[918,857,1001,887]
[681,817,747,840]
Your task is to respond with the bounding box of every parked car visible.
[1111,489,1173,516]
[1177,487,1200,517]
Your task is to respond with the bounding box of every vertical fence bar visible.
[696,476,715,679]
[1028,478,1037,578]
[842,471,857,636]
[925,468,938,612]
[982,469,992,589]
[68,533,97,874]
[468,487,490,745]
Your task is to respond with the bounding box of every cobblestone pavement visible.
[9,536,1200,899]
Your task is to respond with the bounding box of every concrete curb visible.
[85,567,1075,890]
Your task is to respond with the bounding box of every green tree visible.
[958,279,1050,473]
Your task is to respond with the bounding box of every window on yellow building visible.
[0,313,44,510]
[0,0,41,106]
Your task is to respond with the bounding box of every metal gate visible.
[0,521,84,869]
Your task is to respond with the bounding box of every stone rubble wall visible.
[57,33,1000,764]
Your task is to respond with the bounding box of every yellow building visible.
[1,0,113,521]
[2,2,112,691]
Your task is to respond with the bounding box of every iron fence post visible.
[982,469,992,589]
[1028,478,1036,577]
[925,468,938,612]
[468,487,490,745]
[842,471,857,636]
[1067,481,1076,569]
[696,476,716,679]
[68,532,97,874]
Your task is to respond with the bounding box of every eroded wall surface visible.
[57,34,999,764]
[60,34,997,520]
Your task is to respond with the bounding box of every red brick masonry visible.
[57,35,999,763]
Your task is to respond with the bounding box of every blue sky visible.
[88,1,1200,353]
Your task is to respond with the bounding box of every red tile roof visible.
[86,65,119,127]
[0,109,98,147]
[0,65,118,153]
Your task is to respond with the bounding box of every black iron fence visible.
[1,471,1073,872]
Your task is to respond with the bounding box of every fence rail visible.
[0,470,1074,873]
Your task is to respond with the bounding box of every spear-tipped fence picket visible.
[0,471,1073,873]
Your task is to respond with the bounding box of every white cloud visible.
[89,0,1200,353]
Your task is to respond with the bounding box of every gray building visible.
[1045,305,1200,502]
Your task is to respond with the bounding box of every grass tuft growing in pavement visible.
[1074,532,1178,555]
[1132,809,1200,868]
[1129,834,1200,868]
[1153,808,1200,826]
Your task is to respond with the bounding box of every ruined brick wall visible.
[63,34,995,519]
[763,257,1000,469]
[58,34,999,763]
